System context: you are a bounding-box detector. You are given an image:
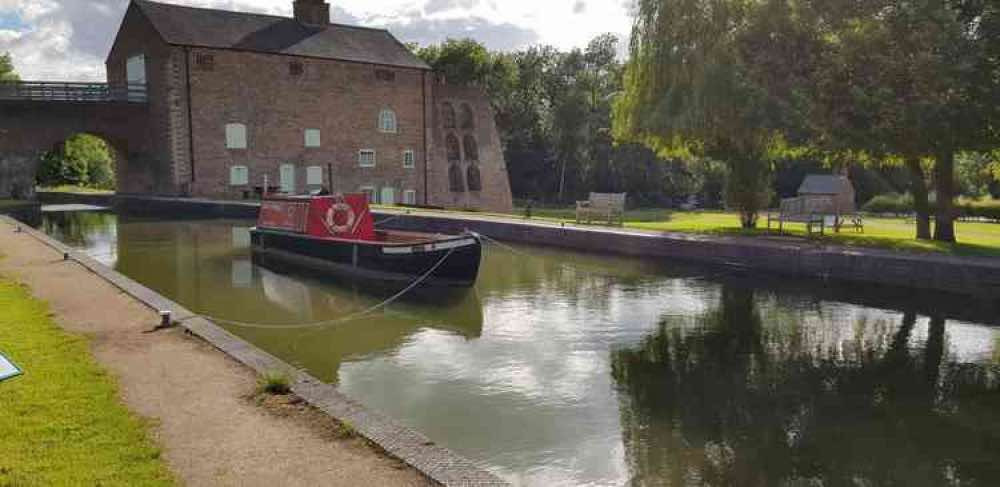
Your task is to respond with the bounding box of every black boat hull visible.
[249,228,482,287]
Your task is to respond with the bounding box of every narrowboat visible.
[250,194,482,287]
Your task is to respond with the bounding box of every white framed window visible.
[229,165,249,185]
[126,54,146,85]
[360,186,376,203]
[225,123,247,149]
[378,109,397,133]
[403,149,415,168]
[403,189,417,205]
[306,166,323,185]
[358,149,376,168]
[304,128,321,148]
[380,187,396,205]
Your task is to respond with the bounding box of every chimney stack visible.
[293,0,330,26]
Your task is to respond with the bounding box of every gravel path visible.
[0,220,431,487]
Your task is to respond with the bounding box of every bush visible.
[862,193,914,214]
[863,193,1000,222]
[958,198,1000,222]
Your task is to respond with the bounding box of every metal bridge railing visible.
[0,81,148,103]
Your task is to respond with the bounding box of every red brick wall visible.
[186,48,427,203]
[105,3,179,194]
[427,82,514,212]
[104,5,513,212]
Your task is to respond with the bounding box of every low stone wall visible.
[376,213,1000,299]
[0,153,37,199]
[37,191,115,206]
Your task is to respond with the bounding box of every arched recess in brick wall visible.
[449,163,465,192]
[462,135,479,162]
[446,133,461,161]
[442,102,456,129]
[459,104,475,129]
[466,164,482,192]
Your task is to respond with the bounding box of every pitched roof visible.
[798,175,854,195]
[133,0,429,70]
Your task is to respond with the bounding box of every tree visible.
[415,39,491,86]
[37,134,115,189]
[615,0,812,228]
[0,52,18,82]
[807,0,1000,242]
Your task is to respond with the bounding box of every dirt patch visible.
[0,220,431,487]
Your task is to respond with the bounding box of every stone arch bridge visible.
[0,82,151,198]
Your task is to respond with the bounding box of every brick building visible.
[106,0,512,211]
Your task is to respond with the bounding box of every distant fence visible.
[0,81,147,103]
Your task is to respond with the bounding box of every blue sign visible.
[0,352,21,382]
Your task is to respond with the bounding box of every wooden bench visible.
[576,192,626,226]
[767,195,831,235]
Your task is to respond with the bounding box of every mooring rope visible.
[185,246,457,330]
[475,232,620,278]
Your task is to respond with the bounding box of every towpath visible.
[0,218,430,487]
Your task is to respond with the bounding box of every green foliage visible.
[0,52,17,82]
[415,38,492,86]
[37,134,116,190]
[862,193,918,215]
[958,198,1000,222]
[0,279,173,485]
[256,371,291,395]
[724,157,773,228]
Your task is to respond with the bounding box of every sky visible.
[0,0,634,81]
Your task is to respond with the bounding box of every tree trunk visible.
[905,156,931,240]
[557,158,567,203]
[933,150,956,242]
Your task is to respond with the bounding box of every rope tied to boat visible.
[185,246,457,330]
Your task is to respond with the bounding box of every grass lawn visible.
[0,199,38,210]
[0,278,173,486]
[37,185,115,194]
[507,206,1000,257]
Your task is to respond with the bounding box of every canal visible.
[35,209,1000,486]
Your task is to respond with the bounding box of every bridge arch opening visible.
[36,132,122,192]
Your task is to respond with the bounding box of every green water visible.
[39,211,1000,486]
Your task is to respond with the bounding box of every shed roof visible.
[133,0,430,70]
[798,175,854,195]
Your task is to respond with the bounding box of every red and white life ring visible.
[324,195,355,234]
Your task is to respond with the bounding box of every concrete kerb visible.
[0,215,508,487]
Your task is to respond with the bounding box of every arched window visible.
[466,164,482,192]
[449,163,465,192]
[460,103,475,129]
[462,135,479,162]
[446,133,461,161]
[378,109,397,133]
[442,102,456,129]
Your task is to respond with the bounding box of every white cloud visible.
[0,0,632,81]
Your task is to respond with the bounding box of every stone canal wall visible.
[377,212,1000,299]
[73,195,1000,298]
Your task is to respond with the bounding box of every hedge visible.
[861,193,1000,222]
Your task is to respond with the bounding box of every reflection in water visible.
[612,285,1000,486]
[34,211,1000,486]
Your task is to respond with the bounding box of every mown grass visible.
[499,207,1000,257]
[0,278,173,486]
[0,199,37,210]
[37,185,115,194]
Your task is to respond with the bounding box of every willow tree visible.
[614,0,817,228]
